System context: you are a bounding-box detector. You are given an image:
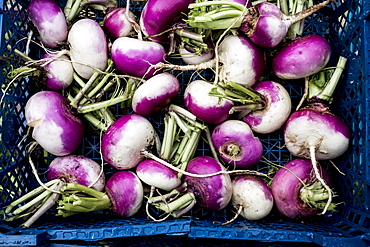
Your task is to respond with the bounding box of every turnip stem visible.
[79,59,115,105]
[316,56,347,104]
[309,145,332,215]
[77,94,129,114]
[5,179,60,214]
[155,192,196,214]
[70,70,100,108]
[22,181,63,228]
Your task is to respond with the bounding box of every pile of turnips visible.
[4,0,351,228]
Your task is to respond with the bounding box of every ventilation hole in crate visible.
[363,217,370,229]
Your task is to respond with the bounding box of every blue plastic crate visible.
[0,0,370,246]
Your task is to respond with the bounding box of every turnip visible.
[184,79,234,124]
[211,120,263,169]
[136,159,181,191]
[149,156,232,218]
[68,18,108,80]
[27,0,68,48]
[272,34,331,80]
[25,91,84,156]
[10,50,73,91]
[241,80,292,134]
[230,175,273,221]
[111,37,166,78]
[140,0,196,42]
[56,171,144,218]
[186,0,334,48]
[101,114,156,170]
[271,159,336,219]
[47,155,105,192]
[155,34,265,87]
[178,42,215,65]
[132,72,180,115]
[284,56,350,214]
[4,155,105,227]
[41,53,74,90]
[103,8,136,38]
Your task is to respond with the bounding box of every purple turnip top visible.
[25,91,84,156]
[272,34,331,79]
[105,171,143,217]
[47,155,105,191]
[184,156,232,211]
[184,80,234,124]
[27,0,68,48]
[243,80,291,134]
[101,114,156,170]
[212,120,263,169]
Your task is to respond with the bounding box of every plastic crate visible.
[0,0,369,246]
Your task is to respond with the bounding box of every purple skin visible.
[136,159,181,191]
[178,44,214,65]
[68,19,108,79]
[103,8,135,38]
[47,155,105,191]
[184,156,232,211]
[101,114,156,170]
[272,34,331,80]
[218,35,265,87]
[111,37,166,78]
[243,81,291,134]
[25,91,84,156]
[132,72,180,115]
[284,105,350,160]
[184,80,234,124]
[105,171,144,217]
[140,0,196,42]
[211,120,263,169]
[240,1,334,48]
[27,0,68,48]
[42,53,74,90]
[271,159,332,219]
[232,175,274,220]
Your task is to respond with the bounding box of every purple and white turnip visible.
[101,114,156,170]
[231,175,273,221]
[211,120,263,169]
[27,0,68,48]
[271,159,336,218]
[25,91,84,156]
[272,34,331,80]
[132,72,180,115]
[186,0,334,48]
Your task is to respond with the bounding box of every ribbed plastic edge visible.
[365,19,370,188]
[0,230,48,246]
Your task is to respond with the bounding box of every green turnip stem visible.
[210,81,266,106]
[22,181,63,228]
[189,1,246,12]
[315,56,347,104]
[154,192,196,215]
[84,113,109,131]
[77,94,130,114]
[308,56,347,103]
[70,70,100,108]
[168,104,197,122]
[5,179,60,214]
[161,114,177,160]
[56,183,111,216]
[79,60,115,105]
